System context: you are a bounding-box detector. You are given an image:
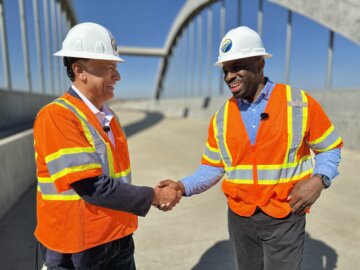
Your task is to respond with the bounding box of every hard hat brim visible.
[214,52,272,67]
[54,49,124,62]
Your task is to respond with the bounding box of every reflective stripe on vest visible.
[225,155,313,184]
[214,104,233,167]
[307,125,342,152]
[38,98,131,200]
[216,85,312,185]
[284,85,308,163]
[203,142,222,163]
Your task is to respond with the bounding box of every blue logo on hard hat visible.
[221,39,232,53]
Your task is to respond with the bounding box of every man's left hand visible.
[288,175,326,215]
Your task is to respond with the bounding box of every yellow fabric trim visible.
[213,111,221,157]
[293,90,308,160]
[315,137,342,152]
[227,164,253,170]
[107,143,115,177]
[224,179,253,184]
[257,155,312,170]
[38,176,53,183]
[51,163,101,181]
[206,142,219,152]
[53,100,94,147]
[223,102,233,166]
[202,154,221,164]
[308,125,334,145]
[40,194,81,201]
[58,98,88,120]
[258,168,314,185]
[45,147,96,163]
[114,166,131,178]
[284,85,293,164]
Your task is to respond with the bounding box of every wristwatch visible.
[314,174,331,188]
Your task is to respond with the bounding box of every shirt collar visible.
[71,85,114,125]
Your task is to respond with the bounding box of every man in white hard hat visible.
[33,22,181,269]
[158,26,343,269]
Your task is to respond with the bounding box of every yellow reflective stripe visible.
[315,136,342,152]
[227,164,253,170]
[223,102,233,167]
[114,166,131,178]
[38,176,53,183]
[53,101,94,147]
[37,185,41,192]
[257,155,312,170]
[206,142,219,153]
[45,147,96,163]
[107,143,115,177]
[225,168,313,185]
[224,179,253,184]
[213,111,221,155]
[293,90,308,160]
[284,85,293,163]
[40,194,81,201]
[51,163,101,181]
[308,125,334,145]
[58,98,88,120]
[259,168,313,185]
[202,154,221,164]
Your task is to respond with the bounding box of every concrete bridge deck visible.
[0,105,359,269]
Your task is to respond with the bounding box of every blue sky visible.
[1,0,359,98]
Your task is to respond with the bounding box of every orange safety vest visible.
[202,84,343,218]
[34,92,137,253]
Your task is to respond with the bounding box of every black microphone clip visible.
[102,126,110,133]
[260,112,269,121]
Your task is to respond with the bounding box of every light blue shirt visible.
[181,79,341,196]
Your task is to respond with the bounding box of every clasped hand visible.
[152,179,185,211]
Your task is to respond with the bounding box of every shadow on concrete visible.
[0,110,165,269]
[0,185,37,270]
[191,232,337,270]
[303,232,338,270]
[0,121,34,139]
[191,240,235,270]
[123,111,164,137]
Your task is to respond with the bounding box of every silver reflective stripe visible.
[39,182,77,196]
[47,152,100,176]
[226,168,253,180]
[55,99,110,175]
[215,103,232,167]
[309,127,341,151]
[257,158,313,182]
[114,172,132,184]
[204,147,221,162]
[287,87,305,163]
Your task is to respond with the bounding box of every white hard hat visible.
[54,22,124,62]
[215,26,272,66]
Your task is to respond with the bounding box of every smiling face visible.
[73,59,120,109]
[222,56,265,102]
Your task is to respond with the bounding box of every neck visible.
[73,82,103,110]
[246,76,266,103]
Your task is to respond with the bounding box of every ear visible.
[72,62,86,81]
[257,58,265,74]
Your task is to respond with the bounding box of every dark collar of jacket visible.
[67,87,82,100]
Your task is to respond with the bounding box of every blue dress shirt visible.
[181,78,341,196]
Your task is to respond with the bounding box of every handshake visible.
[152,180,184,211]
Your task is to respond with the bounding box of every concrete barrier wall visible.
[0,90,57,131]
[115,89,359,150]
[0,130,36,219]
[0,90,56,219]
